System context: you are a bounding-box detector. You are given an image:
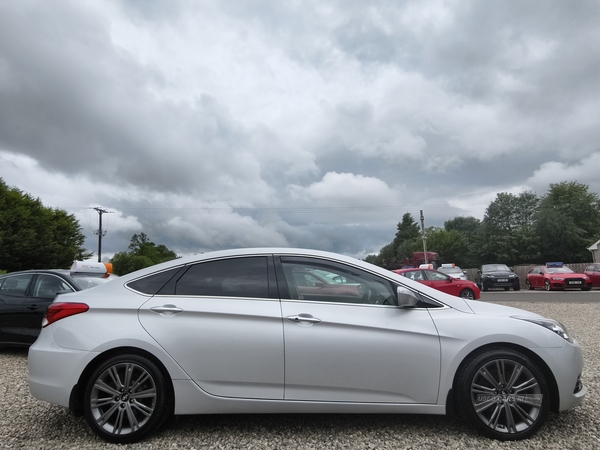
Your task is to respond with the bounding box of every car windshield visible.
[482,264,510,272]
[440,267,462,274]
[545,267,574,274]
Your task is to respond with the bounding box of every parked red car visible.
[392,268,481,300]
[584,263,600,288]
[526,263,592,291]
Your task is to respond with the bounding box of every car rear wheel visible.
[544,280,551,291]
[459,288,475,300]
[83,354,172,444]
[455,347,549,440]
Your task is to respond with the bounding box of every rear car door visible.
[138,255,285,399]
[19,274,76,344]
[278,256,441,403]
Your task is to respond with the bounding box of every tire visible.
[503,287,510,291]
[83,354,172,444]
[482,282,488,292]
[544,280,551,291]
[459,288,475,300]
[582,287,591,291]
[526,280,534,290]
[513,283,520,292]
[455,347,549,441]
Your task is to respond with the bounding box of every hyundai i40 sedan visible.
[28,248,586,443]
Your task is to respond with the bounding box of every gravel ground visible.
[1,302,599,450]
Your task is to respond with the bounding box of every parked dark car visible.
[476,264,520,291]
[0,262,117,347]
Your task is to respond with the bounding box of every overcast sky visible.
[1,0,600,261]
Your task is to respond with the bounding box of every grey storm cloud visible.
[1,0,599,260]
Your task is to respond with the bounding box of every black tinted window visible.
[176,257,268,299]
[127,267,183,295]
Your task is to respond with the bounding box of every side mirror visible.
[397,286,419,308]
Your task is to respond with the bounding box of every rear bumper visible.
[28,330,97,408]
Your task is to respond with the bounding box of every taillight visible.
[42,302,89,327]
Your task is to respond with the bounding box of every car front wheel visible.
[526,280,534,290]
[455,347,549,440]
[459,288,475,300]
[83,354,172,444]
[544,280,551,291]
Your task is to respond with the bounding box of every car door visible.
[528,267,541,288]
[138,255,285,399]
[585,265,600,287]
[0,273,34,345]
[422,270,457,296]
[19,274,76,344]
[277,256,441,404]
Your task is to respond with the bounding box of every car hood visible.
[464,299,542,318]
[483,271,513,276]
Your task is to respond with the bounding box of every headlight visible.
[512,316,573,343]
[509,274,517,278]
[551,277,564,281]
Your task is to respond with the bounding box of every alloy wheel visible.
[469,358,543,436]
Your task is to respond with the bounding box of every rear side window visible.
[176,257,268,299]
[127,267,183,295]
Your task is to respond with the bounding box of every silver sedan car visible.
[28,248,586,443]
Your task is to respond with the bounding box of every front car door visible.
[138,255,285,399]
[277,256,441,403]
[0,273,34,345]
[422,270,456,295]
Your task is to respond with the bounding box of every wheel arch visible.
[449,342,560,414]
[69,346,176,416]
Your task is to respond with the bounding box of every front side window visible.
[176,257,269,299]
[0,274,34,297]
[280,258,396,305]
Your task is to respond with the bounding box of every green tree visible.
[427,229,469,267]
[392,213,421,262]
[535,182,600,263]
[0,178,90,271]
[111,233,178,275]
[444,216,482,267]
[480,191,540,265]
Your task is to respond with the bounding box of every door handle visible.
[286,314,321,324]
[150,305,183,315]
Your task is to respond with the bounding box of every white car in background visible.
[438,263,468,280]
[28,248,586,443]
